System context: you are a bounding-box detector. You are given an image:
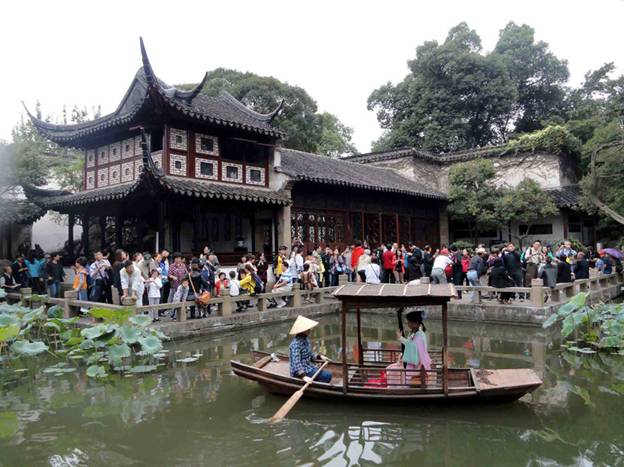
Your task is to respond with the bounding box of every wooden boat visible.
[230,282,542,403]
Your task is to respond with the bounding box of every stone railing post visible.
[531,279,545,307]
[314,289,324,304]
[257,295,268,312]
[63,290,78,318]
[178,302,187,322]
[338,274,348,285]
[292,288,302,307]
[420,277,431,284]
[220,296,233,316]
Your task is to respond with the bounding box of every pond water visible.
[1,312,624,466]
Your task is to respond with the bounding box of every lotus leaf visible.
[176,357,199,363]
[118,326,141,344]
[138,335,162,355]
[127,364,157,373]
[109,343,132,360]
[81,324,112,340]
[0,314,19,327]
[129,314,153,328]
[86,365,107,378]
[11,340,48,356]
[47,305,64,319]
[0,325,19,342]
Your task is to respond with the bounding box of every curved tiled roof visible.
[26,175,290,210]
[0,200,45,225]
[25,38,285,146]
[345,144,563,165]
[546,185,581,208]
[278,148,446,200]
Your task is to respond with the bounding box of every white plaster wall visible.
[31,212,81,253]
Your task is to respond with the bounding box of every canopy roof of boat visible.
[332,283,456,308]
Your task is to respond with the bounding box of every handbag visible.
[188,273,211,306]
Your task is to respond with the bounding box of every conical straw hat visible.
[289,315,319,335]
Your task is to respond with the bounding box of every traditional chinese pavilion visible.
[25,39,445,262]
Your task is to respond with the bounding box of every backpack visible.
[252,274,265,294]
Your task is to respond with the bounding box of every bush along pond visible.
[0,292,169,380]
[543,292,624,355]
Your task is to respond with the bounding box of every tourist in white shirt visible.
[145,269,163,322]
[431,248,453,284]
[119,261,144,301]
[364,257,382,284]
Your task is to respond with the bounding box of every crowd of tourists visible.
[1,239,622,315]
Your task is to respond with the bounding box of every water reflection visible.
[1,314,623,466]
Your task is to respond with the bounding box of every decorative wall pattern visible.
[86,170,96,189]
[121,161,134,183]
[97,167,109,187]
[97,146,109,165]
[134,135,142,156]
[86,149,96,168]
[151,151,163,170]
[195,158,218,180]
[221,162,243,183]
[170,153,187,176]
[134,159,143,180]
[109,142,121,162]
[169,128,188,151]
[195,133,219,156]
[109,164,121,185]
[123,138,134,159]
[245,165,266,186]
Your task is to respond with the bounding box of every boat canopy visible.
[332,283,456,308]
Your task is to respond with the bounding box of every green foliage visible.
[181,68,356,156]
[449,240,474,251]
[3,104,91,194]
[0,302,169,380]
[447,159,558,244]
[504,126,582,160]
[368,22,569,152]
[497,178,558,246]
[579,121,624,226]
[544,294,624,352]
[447,159,501,239]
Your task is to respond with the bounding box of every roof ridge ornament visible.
[139,37,156,86]
[219,91,285,122]
[139,128,164,178]
[175,72,209,103]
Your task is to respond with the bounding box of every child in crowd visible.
[215,272,229,296]
[146,269,163,322]
[72,257,89,301]
[171,276,190,321]
[228,270,244,312]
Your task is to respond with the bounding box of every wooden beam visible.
[442,301,449,396]
[157,200,166,252]
[356,306,362,365]
[99,216,106,250]
[67,213,74,257]
[83,214,90,256]
[341,301,348,395]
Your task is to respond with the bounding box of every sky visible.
[2,0,623,153]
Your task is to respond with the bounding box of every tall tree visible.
[493,22,569,135]
[180,68,356,156]
[368,22,572,152]
[368,23,516,153]
[496,178,558,247]
[1,104,90,195]
[447,158,502,242]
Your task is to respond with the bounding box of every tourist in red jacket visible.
[382,243,396,283]
[351,240,365,281]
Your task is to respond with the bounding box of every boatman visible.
[288,315,332,383]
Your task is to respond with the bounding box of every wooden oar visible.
[269,361,329,424]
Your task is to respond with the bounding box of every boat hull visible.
[230,351,542,404]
